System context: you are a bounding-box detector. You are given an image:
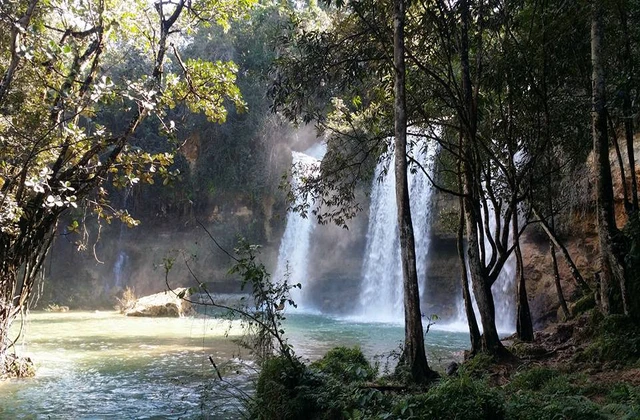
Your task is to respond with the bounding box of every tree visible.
[392,0,436,382]
[0,0,253,375]
[591,0,629,315]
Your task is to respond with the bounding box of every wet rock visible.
[45,304,69,312]
[124,288,192,317]
[445,361,459,376]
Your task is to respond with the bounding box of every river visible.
[0,310,469,419]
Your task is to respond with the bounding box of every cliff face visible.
[520,136,639,327]
[42,192,287,309]
[423,191,461,320]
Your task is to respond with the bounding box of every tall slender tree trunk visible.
[393,0,435,383]
[459,0,508,358]
[514,214,534,341]
[458,196,481,354]
[619,2,639,212]
[591,0,628,315]
[458,136,481,354]
[551,241,571,320]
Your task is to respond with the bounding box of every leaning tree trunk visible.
[531,206,591,294]
[550,241,571,320]
[1,213,56,376]
[393,0,436,383]
[591,0,628,315]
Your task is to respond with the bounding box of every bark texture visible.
[459,0,508,358]
[393,0,435,382]
[591,0,628,315]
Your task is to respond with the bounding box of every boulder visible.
[445,361,459,377]
[124,288,191,317]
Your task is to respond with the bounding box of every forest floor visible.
[491,310,640,395]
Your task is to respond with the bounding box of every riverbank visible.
[249,310,640,419]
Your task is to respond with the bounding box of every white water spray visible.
[355,136,438,323]
[110,189,131,292]
[273,145,326,310]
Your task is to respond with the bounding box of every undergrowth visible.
[575,312,640,367]
[249,353,640,420]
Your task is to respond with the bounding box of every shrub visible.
[252,356,310,420]
[602,383,640,419]
[506,393,606,420]
[311,346,376,383]
[509,367,561,392]
[578,315,640,366]
[394,375,505,420]
[458,353,495,378]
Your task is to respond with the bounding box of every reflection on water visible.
[0,310,469,419]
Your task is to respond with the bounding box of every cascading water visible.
[273,145,326,310]
[355,137,437,323]
[110,189,131,292]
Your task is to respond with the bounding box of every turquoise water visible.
[0,311,469,419]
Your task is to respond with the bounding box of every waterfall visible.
[110,189,131,293]
[355,137,437,323]
[273,146,325,310]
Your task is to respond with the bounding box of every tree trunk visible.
[591,0,628,315]
[0,0,39,106]
[458,138,481,354]
[0,268,18,374]
[459,0,508,358]
[609,116,632,213]
[551,242,571,320]
[531,206,591,293]
[393,0,435,383]
[514,214,533,342]
[619,1,639,212]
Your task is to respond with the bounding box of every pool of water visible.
[0,310,469,419]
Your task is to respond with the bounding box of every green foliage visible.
[311,346,376,383]
[577,315,640,366]
[509,367,561,392]
[165,58,246,123]
[458,353,495,378]
[250,352,640,420]
[251,346,384,420]
[571,294,596,316]
[206,238,301,363]
[251,355,352,420]
[506,392,606,420]
[504,368,638,420]
[393,375,505,420]
[603,383,640,419]
[252,356,310,420]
